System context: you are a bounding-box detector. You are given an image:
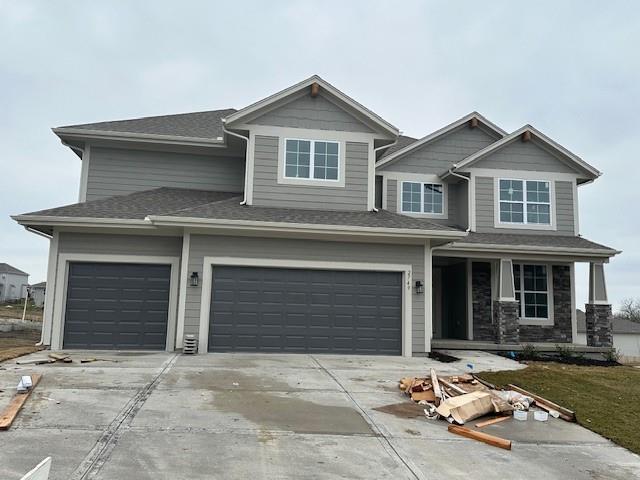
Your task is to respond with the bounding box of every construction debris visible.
[394,368,577,450]
[0,374,42,430]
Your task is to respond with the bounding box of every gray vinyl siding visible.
[475,177,575,235]
[57,232,182,257]
[249,93,374,133]
[456,182,469,229]
[185,235,427,353]
[378,126,499,175]
[385,178,465,228]
[472,139,577,173]
[86,146,245,201]
[252,135,369,211]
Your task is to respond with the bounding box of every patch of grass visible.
[0,330,43,362]
[0,302,43,322]
[480,363,640,455]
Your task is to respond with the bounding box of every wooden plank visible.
[438,377,467,395]
[0,374,42,430]
[472,374,496,390]
[475,416,511,428]
[507,384,575,422]
[430,369,442,400]
[448,425,512,450]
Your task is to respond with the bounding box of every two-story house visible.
[12,76,619,356]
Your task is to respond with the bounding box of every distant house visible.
[30,281,46,307]
[576,309,640,362]
[0,263,29,302]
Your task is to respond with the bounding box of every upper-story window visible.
[285,139,340,181]
[499,179,551,225]
[401,181,444,214]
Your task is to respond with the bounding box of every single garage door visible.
[209,266,403,355]
[63,262,171,350]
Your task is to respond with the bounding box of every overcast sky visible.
[1,1,638,309]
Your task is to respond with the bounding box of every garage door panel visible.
[63,262,170,350]
[209,266,402,355]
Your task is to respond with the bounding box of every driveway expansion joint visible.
[69,353,179,480]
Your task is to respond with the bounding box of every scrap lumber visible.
[430,369,442,400]
[438,377,467,396]
[16,358,54,366]
[0,374,42,430]
[507,384,575,422]
[448,425,511,450]
[411,389,436,402]
[47,353,69,361]
[472,374,496,390]
[475,416,511,428]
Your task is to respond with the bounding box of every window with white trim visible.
[513,264,550,320]
[401,181,444,214]
[284,139,339,181]
[499,179,551,225]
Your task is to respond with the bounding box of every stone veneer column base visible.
[585,303,613,347]
[493,300,520,344]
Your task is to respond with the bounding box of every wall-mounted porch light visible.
[190,272,199,287]
[415,280,424,294]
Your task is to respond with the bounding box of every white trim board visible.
[175,232,191,349]
[198,257,414,357]
[50,253,180,351]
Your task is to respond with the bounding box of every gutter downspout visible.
[22,227,52,346]
[372,138,399,212]
[447,166,472,232]
[222,120,250,205]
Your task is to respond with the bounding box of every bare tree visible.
[617,298,640,323]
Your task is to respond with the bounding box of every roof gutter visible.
[24,226,52,240]
[222,121,250,206]
[435,242,621,258]
[61,140,85,158]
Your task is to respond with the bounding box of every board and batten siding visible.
[86,147,245,201]
[249,93,374,133]
[378,126,499,175]
[57,232,182,257]
[252,135,369,210]
[472,139,577,173]
[385,178,465,228]
[185,235,427,353]
[475,177,575,235]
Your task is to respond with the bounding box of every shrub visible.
[602,347,621,363]
[555,344,575,361]
[521,344,539,360]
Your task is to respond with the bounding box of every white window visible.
[513,264,551,320]
[284,139,339,181]
[499,179,551,225]
[401,181,444,214]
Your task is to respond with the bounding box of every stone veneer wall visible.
[494,300,520,344]
[519,265,573,343]
[472,262,494,341]
[585,304,613,347]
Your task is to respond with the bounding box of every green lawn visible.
[480,363,640,454]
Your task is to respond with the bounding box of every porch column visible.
[493,258,520,344]
[585,262,613,347]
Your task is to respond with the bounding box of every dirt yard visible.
[0,302,44,322]
[0,329,42,362]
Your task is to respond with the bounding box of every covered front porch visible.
[429,245,616,350]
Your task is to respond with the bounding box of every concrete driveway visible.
[0,351,639,479]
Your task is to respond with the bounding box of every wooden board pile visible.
[397,368,576,451]
[16,353,118,365]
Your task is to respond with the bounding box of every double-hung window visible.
[499,179,551,225]
[513,264,550,320]
[284,139,339,181]
[401,181,444,215]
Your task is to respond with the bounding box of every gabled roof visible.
[378,135,418,160]
[53,108,237,145]
[376,112,506,168]
[30,281,46,289]
[447,124,601,180]
[223,75,400,137]
[0,263,28,276]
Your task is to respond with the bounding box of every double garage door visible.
[63,263,403,355]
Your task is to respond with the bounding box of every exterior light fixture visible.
[190,272,199,287]
[415,280,424,294]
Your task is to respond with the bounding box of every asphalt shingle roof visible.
[0,263,29,276]
[577,310,640,334]
[57,108,237,140]
[456,232,616,252]
[378,135,417,160]
[18,188,462,233]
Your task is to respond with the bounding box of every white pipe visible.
[371,138,399,212]
[447,166,472,232]
[222,121,250,205]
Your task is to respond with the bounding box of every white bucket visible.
[513,410,528,421]
[534,410,549,422]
